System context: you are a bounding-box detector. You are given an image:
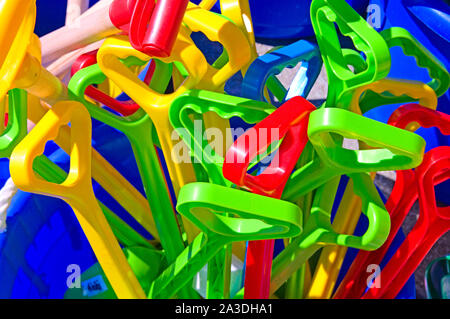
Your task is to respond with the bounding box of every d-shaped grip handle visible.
[388,103,450,136]
[177,183,303,241]
[223,96,315,197]
[308,107,426,172]
[10,101,93,199]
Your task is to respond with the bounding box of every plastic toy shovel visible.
[169,89,277,298]
[306,77,438,299]
[147,182,302,299]
[68,59,200,299]
[310,0,391,108]
[2,89,152,250]
[10,101,146,299]
[223,96,316,298]
[334,104,450,299]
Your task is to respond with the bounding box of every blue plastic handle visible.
[241,40,322,106]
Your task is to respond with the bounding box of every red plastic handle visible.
[388,103,450,135]
[129,0,189,58]
[333,169,418,299]
[363,146,450,299]
[109,0,138,33]
[334,104,450,299]
[71,50,155,116]
[223,96,316,198]
[223,96,315,299]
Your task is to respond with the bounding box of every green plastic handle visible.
[310,0,391,108]
[383,27,449,97]
[283,107,425,201]
[233,172,391,297]
[169,90,276,299]
[360,27,450,111]
[169,89,275,186]
[148,182,302,299]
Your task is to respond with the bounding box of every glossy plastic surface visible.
[241,40,322,106]
[223,96,315,298]
[10,101,146,299]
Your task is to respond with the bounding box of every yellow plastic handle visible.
[26,94,159,241]
[183,4,253,157]
[219,0,258,73]
[184,4,252,90]
[194,0,257,65]
[349,78,437,131]
[306,175,371,299]
[10,100,146,299]
[0,0,36,99]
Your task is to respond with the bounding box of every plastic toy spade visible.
[219,0,258,73]
[363,145,450,299]
[176,3,253,159]
[99,33,233,247]
[3,91,159,299]
[170,89,276,297]
[68,59,200,298]
[147,182,303,299]
[223,96,316,299]
[2,89,153,249]
[71,50,167,116]
[306,78,438,299]
[169,89,276,187]
[359,27,450,110]
[97,32,205,241]
[334,104,450,299]
[97,17,251,195]
[364,105,450,299]
[27,95,160,244]
[10,101,146,298]
[268,172,391,297]
[349,78,438,117]
[182,4,252,92]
